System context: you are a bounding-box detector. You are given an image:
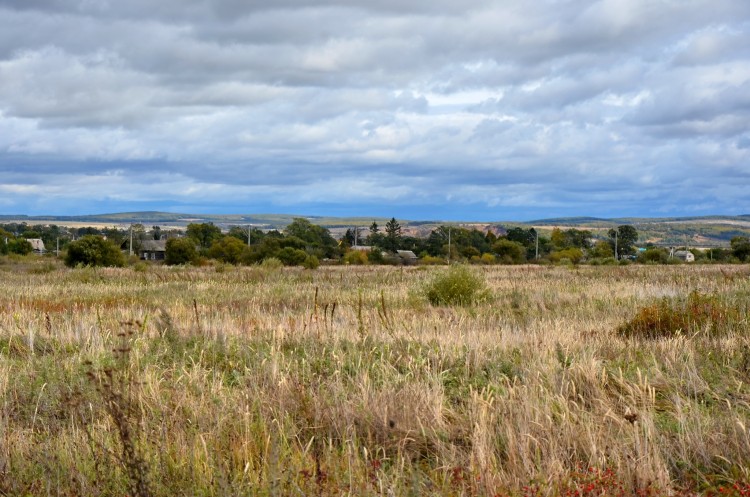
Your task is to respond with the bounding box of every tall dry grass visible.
[1,259,750,495]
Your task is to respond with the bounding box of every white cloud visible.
[0,1,749,218]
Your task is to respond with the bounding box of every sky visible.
[0,0,749,221]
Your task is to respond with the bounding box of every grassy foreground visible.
[1,260,750,496]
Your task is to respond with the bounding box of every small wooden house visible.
[139,240,167,261]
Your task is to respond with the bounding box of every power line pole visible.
[447,227,451,264]
[614,230,618,260]
[535,230,539,260]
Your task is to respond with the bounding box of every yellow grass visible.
[1,259,750,495]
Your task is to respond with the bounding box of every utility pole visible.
[614,230,618,260]
[247,225,252,247]
[535,230,539,260]
[447,227,451,264]
[129,226,133,256]
[56,237,59,257]
[354,226,358,247]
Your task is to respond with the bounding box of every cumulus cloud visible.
[0,0,749,219]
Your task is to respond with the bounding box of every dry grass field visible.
[1,257,750,496]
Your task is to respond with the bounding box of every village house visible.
[396,250,418,265]
[139,240,167,260]
[26,238,46,254]
[673,250,695,262]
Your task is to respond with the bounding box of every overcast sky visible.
[1,0,749,221]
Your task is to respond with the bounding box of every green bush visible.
[344,250,368,265]
[302,255,320,270]
[132,261,149,273]
[419,255,446,265]
[550,248,583,264]
[64,235,126,268]
[165,238,198,265]
[424,265,487,306]
[260,257,283,270]
[492,239,526,264]
[276,247,308,266]
[638,248,669,264]
[367,249,384,264]
[207,236,245,264]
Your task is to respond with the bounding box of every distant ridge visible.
[2,212,750,229]
[525,216,611,225]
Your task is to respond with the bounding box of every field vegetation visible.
[2,255,750,496]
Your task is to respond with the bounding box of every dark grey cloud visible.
[0,0,749,218]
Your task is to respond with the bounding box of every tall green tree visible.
[284,218,338,258]
[186,223,223,251]
[492,239,526,264]
[366,221,384,247]
[208,236,246,264]
[608,225,638,257]
[731,236,750,261]
[384,217,402,252]
[64,235,125,267]
[165,238,198,265]
[506,227,536,247]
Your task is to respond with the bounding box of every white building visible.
[673,250,695,262]
[26,238,46,254]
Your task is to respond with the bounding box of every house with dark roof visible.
[139,240,167,260]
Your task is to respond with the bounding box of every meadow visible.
[1,257,750,496]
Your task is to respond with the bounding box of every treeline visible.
[164,219,334,268]
[0,222,180,255]
[4,220,750,267]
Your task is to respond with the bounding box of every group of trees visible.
[163,218,335,268]
[0,227,34,255]
[7,219,750,268]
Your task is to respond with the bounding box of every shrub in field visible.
[64,235,126,267]
[165,237,198,265]
[207,236,245,264]
[302,255,320,269]
[618,291,743,339]
[420,255,445,265]
[480,253,496,265]
[277,247,308,266]
[260,256,283,270]
[424,265,487,306]
[638,247,669,264]
[492,239,526,264]
[132,261,149,273]
[550,248,584,264]
[367,249,384,264]
[343,250,368,265]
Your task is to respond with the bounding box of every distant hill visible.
[3,212,750,247]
